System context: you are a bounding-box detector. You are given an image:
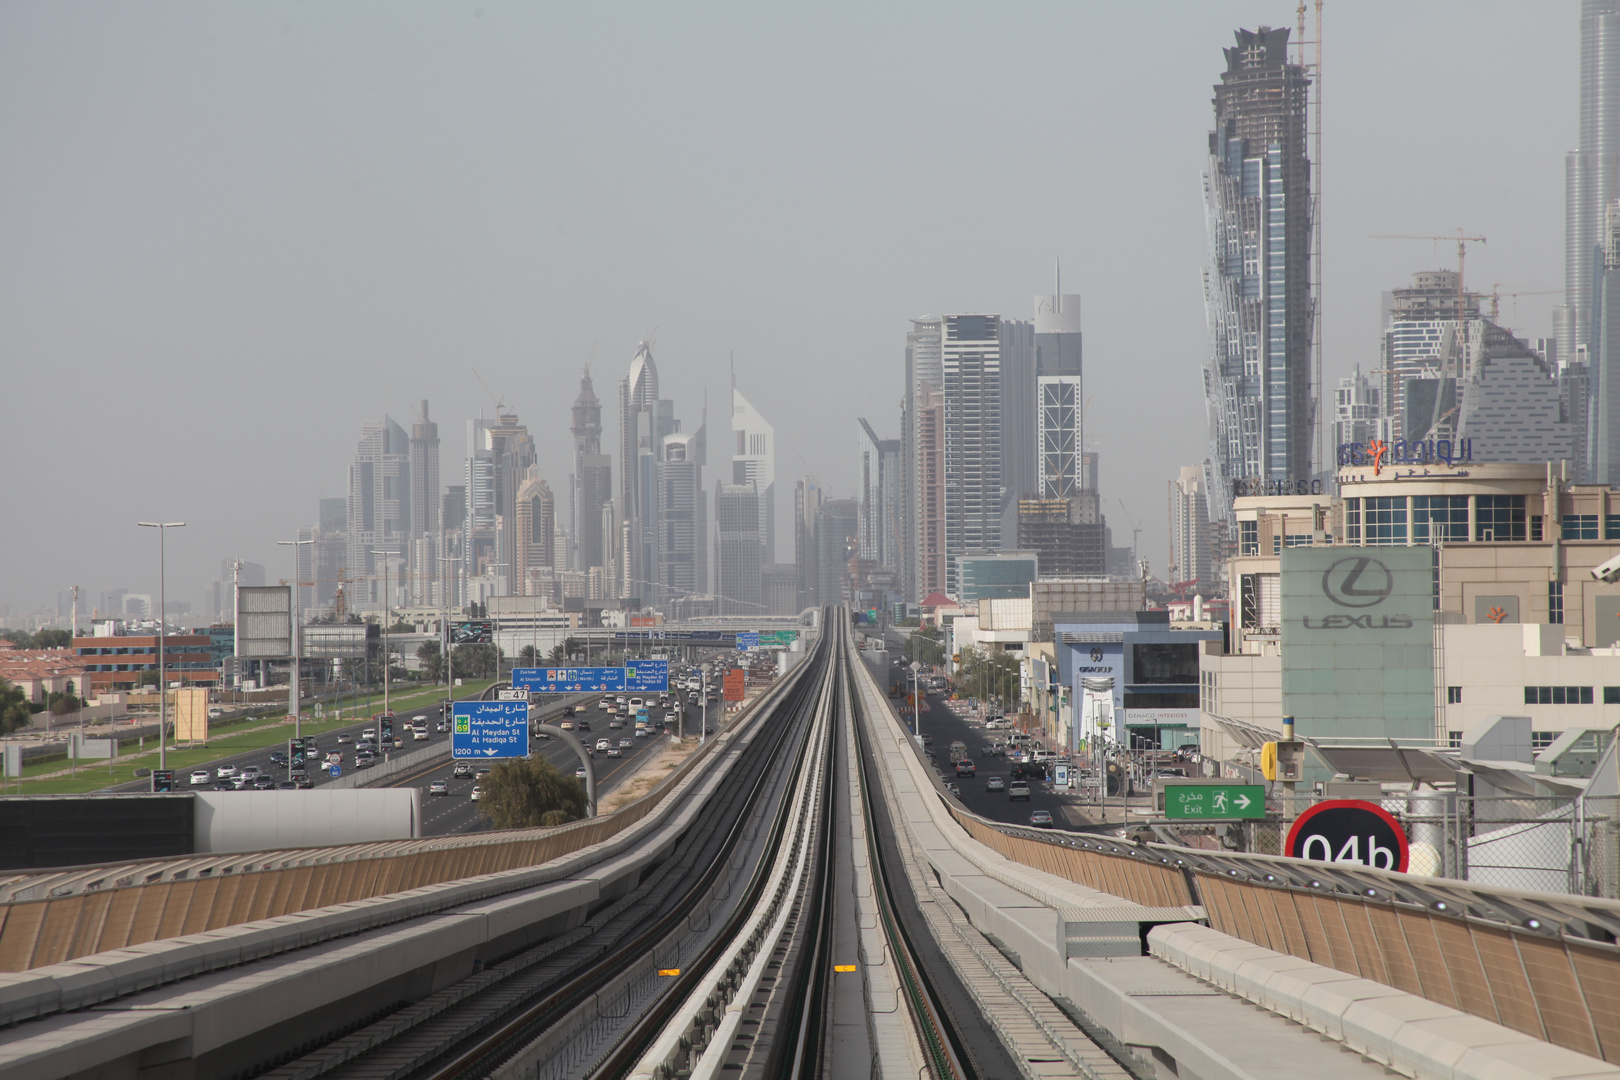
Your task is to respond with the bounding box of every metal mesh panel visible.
[1467,926,1545,1039]
[1516,935,1599,1057]
[1396,910,1460,1010]
[1568,942,1620,1060]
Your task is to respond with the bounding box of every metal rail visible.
[262,629,835,1080]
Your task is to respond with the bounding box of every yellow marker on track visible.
[657,969,681,977]
[833,964,857,972]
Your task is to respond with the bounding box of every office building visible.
[762,564,798,616]
[570,367,612,576]
[856,419,901,570]
[1331,365,1383,450]
[1034,290,1084,500]
[942,314,1003,595]
[486,410,538,594]
[902,316,942,604]
[657,431,705,600]
[408,400,440,606]
[1202,25,1315,520]
[1170,466,1216,592]
[816,498,860,607]
[1017,496,1105,579]
[794,475,823,613]
[731,385,775,563]
[513,467,555,597]
[997,316,1035,543]
[1563,1,1620,365]
[347,417,411,610]
[957,552,1039,603]
[715,481,763,615]
[619,343,675,603]
[465,419,497,589]
[1379,270,1477,442]
[1594,201,1620,484]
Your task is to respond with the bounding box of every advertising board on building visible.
[172,687,211,743]
[722,668,746,702]
[450,620,494,645]
[1280,547,1434,741]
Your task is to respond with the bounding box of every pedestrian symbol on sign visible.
[1212,789,1228,813]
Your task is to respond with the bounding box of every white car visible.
[596,739,612,751]
[414,729,430,740]
[190,769,211,785]
[239,766,262,781]
[361,728,376,740]
[216,764,238,779]
[628,697,644,708]
[469,785,482,801]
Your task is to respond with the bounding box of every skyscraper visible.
[1379,270,1477,442]
[347,417,410,609]
[486,411,538,592]
[1034,290,1083,499]
[914,386,946,601]
[570,368,612,575]
[1169,466,1215,592]
[1564,1,1620,365]
[902,316,942,604]
[731,385,775,562]
[408,400,440,606]
[1203,25,1315,520]
[513,466,555,597]
[793,475,823,613]
[657,431,704,600]
[618,343,672,603]
[1331,365,1382,450]
[855,418,901,569]
[997,316,1035,543]
[815,499,860,607]
[715,481,762,615]
[942,314,1003,595]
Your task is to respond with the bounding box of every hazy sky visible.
[0,2,1574,616]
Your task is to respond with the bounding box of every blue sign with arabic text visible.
[512,666,627,693]
[735,632,761,650]
[626,660,669,692]
[452,700,530,758]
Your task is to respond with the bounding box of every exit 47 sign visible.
[452,700,530,758]
[1163,782,1265,820]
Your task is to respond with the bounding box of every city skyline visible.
[0,3,1575,614]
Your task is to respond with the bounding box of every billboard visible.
[237,585,293,658]
[451,619,494,645]
[451,700,530,758]
[1280,547,1434,741]
[173,687,211,743]
[626,659,669,692]
[723,668,746,702]
[512,666,626,693]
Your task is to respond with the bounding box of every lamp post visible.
[277,537,312,748]
[910,660,921,738]
[137,521,185,782]
[437,553,461,714]
[372,550,399,717]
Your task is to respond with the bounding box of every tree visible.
[451,642,500,679]
[0,679,30,734]
[476,756,587,829]
[416,640,444,683]
[33,629,71,649]
[546,641,566,664]
[518,645,540,667]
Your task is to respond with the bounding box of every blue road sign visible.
[329,765,341,777]
[736,632,761,651]
[512,666,627,693]
[452,700,531,758]
[626,659,669,692]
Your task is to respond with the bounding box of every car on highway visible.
[636,727,649,738]
[598,698,611,710]
[361,728,376,740]
[1028,810,1054,828]
[985,776,1005,792]
[954,759,976,777]
[476,767,491,780]
[269,751,288,768]
[1008,783,1031,801]
[277,781,298,790]
[436,719,450,733]
[356,740,374,754]
[609,719,623,729]
[190,769,211,785]
[355,754,374,769]
[337,733,353,744]
[606,746,621,757]
[414,729,430,740]
[253,776,276,790]
[216,764,237,779]
[619,738,633,748]
[213,779,237,791]
[291,771,313,789]
[429,780,449,796]
[240,765,262,781]
[596,739,612,752]
[470,785,482,801]
[453,762,473,778]
[575,767,588,780]
[576,718,591,732]
[560,719,574,730]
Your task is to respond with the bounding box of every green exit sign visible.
[1162,783,1266,820]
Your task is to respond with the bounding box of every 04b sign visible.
[1284,799,1409,872]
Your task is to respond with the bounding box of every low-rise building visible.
[0,644,92,705]
[72,633,218,693]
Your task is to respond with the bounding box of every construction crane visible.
[1372,231,1486,376]
[1485,285,1563,325]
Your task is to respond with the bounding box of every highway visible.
[107,683,721,836]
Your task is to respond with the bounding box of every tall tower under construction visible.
[1202,25,1315,521]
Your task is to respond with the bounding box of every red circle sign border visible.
[1283,798,1410,873]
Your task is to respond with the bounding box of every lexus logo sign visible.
[1320,556,1394,608]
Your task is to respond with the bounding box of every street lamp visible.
[137,521,185,783]
[437,553,461,714]
[372,550,399,717]
[909,660,921,738]
[277,537,312,746]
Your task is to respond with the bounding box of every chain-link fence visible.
[1157,794,1620,899]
